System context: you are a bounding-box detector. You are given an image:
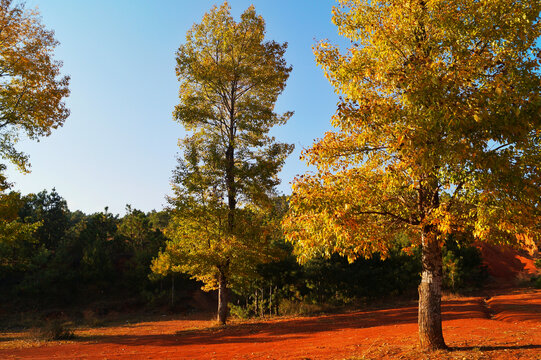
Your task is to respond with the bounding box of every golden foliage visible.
[0,0,70,171]
[285,0,541,262]
[153,2,292,293]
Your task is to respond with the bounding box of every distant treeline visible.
[0,189,487,315]
[0,189,172,310]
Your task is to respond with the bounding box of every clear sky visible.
[6,0,348,215]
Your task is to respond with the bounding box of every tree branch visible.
[353,208,420,225]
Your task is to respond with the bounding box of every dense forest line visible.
[0,188,487,317]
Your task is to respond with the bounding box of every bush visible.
[38,319,75,340]
[229,303,251,319]
[278,299,328,316]
[442,236,488,291]
[533,276,541,289]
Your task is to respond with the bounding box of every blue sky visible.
[6,0,347,215]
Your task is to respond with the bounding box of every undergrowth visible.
[32,319,75,341]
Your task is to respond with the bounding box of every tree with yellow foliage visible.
[0,0,67,275]
[152,2,292,325]
[0,0,70,172]
[284,0,541,350]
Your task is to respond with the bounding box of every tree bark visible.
[255,289,259,316]
[219,137,234,325]
[418,227,447,350]
[269,285,272,316]
[171,274,175,307]
[225,144,236,225]
[217,269,229,325]
[274,286,279,316]
[259,288,263,317]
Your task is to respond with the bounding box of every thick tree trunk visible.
[418,228,447,350]
[217,269,229,325]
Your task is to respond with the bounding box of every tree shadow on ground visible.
[450,344,541,352]
[73,298,493,347]
[487,293,541,322]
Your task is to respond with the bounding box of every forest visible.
[1,0,541,357]
[0,188,488,314]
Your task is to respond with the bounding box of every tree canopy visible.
[0,0,70,171]
[284,0,541,350]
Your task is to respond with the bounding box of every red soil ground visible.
[2,245,538,359]
[478,243,539,281]
[1,288,540,359]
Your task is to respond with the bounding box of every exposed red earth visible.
[1,288,540,360]
[2,245,539,359]
[478,243,538,281]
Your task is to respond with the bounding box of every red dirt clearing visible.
[1,289,540,359]
[478,243,539,281]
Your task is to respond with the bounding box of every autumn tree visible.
[0,0,69,299]
[0,0,69,171]
[152,2,293,324]
[284,0,541,350]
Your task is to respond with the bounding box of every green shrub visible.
[229,304,251,319]
[442,236,488,291]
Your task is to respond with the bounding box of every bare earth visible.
[1,288,540,360]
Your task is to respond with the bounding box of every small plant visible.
[442,236,488,291]
[533,276,541,289]
[278,299,328,316]
[229,304,251,319]
[38,319,75,340]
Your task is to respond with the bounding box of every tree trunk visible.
[418,228,447,350]
[217,270,229,325]
[269,285,272,316]
[259,288,264,317]
[171,274,175,307]
[225,144,236,230]
[274,286,279,316]
[255,289,259,316]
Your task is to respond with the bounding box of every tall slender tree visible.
[153,2,293,325]
[284,0,541,350]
